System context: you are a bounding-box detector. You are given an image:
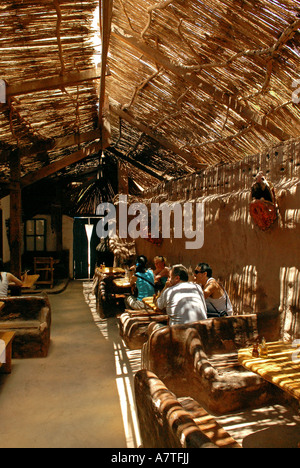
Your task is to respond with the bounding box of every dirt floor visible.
[0,281,132,448]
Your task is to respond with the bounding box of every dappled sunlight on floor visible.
[216,403,300,448]
[83,280,142,448]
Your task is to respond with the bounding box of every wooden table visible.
[0,331,15,374]
[0,301,4,312]
[113,278,131,289]
[142,296,160,311]
[96,267,125,276]
[22,274,40,289]
[238,341,300,402]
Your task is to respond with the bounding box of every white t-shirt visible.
[157,281,207,326]
[205,278,233,316]
[0,272,9,297]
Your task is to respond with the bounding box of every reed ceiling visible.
[0,0,299,201]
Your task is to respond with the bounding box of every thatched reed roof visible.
[0,0,299,202]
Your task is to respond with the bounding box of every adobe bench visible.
[135,370,241,448]
[0,331,15,373]
[142,315,278,415]
[0,294,51,358]
[118,310,168,350]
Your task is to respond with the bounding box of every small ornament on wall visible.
[249,171,278,231]
[147,230,163,246]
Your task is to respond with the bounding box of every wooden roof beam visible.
[98,0,113,129]
[4,69,100,98]
[21,141,102,188]
[112,27,290,141]
[110,102,206,171]
[0,129,102,163]
[108,147,169,181]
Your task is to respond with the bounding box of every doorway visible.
[0,209,3,259]
[73,217,101,279]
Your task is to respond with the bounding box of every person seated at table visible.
[125,255,155,310]
[0,259,24,297]
[194,262,233,317]
[155,264,207,325]
[153,256,170,291]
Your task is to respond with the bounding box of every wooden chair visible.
[34,257,54,289]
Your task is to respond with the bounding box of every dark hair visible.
[172,264,189,282]
[154,256,166,264]
[136,255,148,273]
[197,262,212,278]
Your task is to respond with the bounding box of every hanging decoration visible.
[147,231,163,246]
[250,171,278,231]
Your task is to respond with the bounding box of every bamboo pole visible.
[9,149,22,278]
[98,0,113,137]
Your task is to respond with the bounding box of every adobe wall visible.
[135,138,300,342]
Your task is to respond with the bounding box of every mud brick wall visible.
[135,137,300,342]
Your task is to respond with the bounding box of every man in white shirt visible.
[155,264,207,326]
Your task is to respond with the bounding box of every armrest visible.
[187,329,218,380]
[39,306,51,328]
[147,318,168,336]
[134,369,217,448]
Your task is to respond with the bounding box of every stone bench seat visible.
[118,310,168,350]
[0,294,51,358]
[142,315,278,414]
[135,369,241,448]
[0,320,42,329]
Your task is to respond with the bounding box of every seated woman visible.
[194,262,233,317]
[0,259,23,297]
[153,256,170,291]
[125,255,155,310]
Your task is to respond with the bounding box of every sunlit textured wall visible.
[135,137,300,342]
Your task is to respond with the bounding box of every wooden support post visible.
[99,0,113,149]
[51,187,63,252]
[9,150,22,278]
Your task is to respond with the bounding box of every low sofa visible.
[0,294,51,358]
[142,315,278,414]
[135,369,241,448]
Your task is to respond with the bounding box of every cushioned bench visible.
[0,294,51,358]
[135,370,241,448]
[142,315,277,414]
[118,310,168,349]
